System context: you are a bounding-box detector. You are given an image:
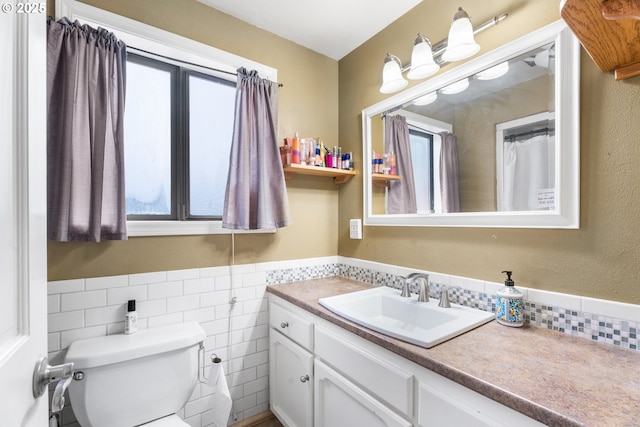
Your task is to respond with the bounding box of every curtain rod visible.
[505,126,553,142]
[127,45,284,87]
[45,18,283,87]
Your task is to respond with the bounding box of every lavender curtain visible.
[47,18,127,241]
[222,68,291,229]
[384,115,417,214]
[440,132,461,213]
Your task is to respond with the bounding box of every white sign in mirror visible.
[362,21,580,228]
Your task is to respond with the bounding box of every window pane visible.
[124,60,172,216]
[188,74,236,217]
[409,131,433,214]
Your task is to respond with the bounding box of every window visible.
[124,54,236,221]
[408,126,443,214]
[58,0,277,235]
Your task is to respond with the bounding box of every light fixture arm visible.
[400,12,508,72]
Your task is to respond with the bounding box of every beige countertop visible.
[267,277,640,427]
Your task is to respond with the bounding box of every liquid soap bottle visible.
[496,271,524,327]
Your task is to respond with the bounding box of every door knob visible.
[32,356,74,413]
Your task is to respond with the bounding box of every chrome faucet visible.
[438,285,462,308]
[403,273,430,302]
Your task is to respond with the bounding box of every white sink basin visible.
[319,286,494,348]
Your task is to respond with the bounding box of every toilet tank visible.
[64,321,206,427]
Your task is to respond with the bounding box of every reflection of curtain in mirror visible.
[384,115,417,214]
[502,134,553,211]
[439,132,460,213]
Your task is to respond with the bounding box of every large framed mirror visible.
[362,21,580,228]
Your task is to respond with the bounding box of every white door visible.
[0,4,49,426]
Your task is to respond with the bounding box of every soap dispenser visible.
[496,271,524,327]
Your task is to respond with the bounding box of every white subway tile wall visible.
[48,255,640,426]
[47,257,301,427]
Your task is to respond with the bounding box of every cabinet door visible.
[418,380,545,427]
[270,330,314,427]
[314,360,412,427]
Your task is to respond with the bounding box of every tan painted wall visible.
[47,0,340,280]
[48,0,640,305]
[338,0,640,304]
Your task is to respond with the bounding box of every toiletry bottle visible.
[496,271,524,327]
[315,143,321,166]
[125,299,138,334]
[284,138,292,164]
[291,133,301,164]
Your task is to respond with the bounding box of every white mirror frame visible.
[362,21,580,229]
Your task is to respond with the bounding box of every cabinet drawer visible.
[315,327,413,416]
[270,301,314,351]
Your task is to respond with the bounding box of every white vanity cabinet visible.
[269,300,314,427]
[268,293,544,427]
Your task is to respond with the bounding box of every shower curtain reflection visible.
[502,133,555,211]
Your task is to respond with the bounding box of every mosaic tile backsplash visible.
[267,260,640,351]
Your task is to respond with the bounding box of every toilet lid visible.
[142,414,189,427]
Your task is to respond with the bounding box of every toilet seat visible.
[142,414,189,426]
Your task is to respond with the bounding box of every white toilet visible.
[63,321,206,427]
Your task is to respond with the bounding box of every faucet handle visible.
[438,285,462,308]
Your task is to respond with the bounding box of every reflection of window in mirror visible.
[403,113,451,215]
[409,128,436,214]
[374,112,452,215]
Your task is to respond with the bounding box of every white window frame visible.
[56,0,277,236]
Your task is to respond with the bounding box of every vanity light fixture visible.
[534,49,552,68]
[379,8,508,94]
[440,78,469,95]
[441,7,480,62]
[380,53,409,94]
[413,92,438,106]
[407,34,440,80]
[475,61,510,80]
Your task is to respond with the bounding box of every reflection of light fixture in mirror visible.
[442,7,481,62]
[413,92,438,106]
[378,9,508,94]
[440,78,469,95]
[534,49,550,68]
[475,62,510,80]
[380,53,408,94]
[407,34,440,80]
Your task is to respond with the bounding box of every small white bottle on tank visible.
[496,271,524,327]
[124,299,138,334]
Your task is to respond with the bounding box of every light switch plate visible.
[349,219,362,239]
